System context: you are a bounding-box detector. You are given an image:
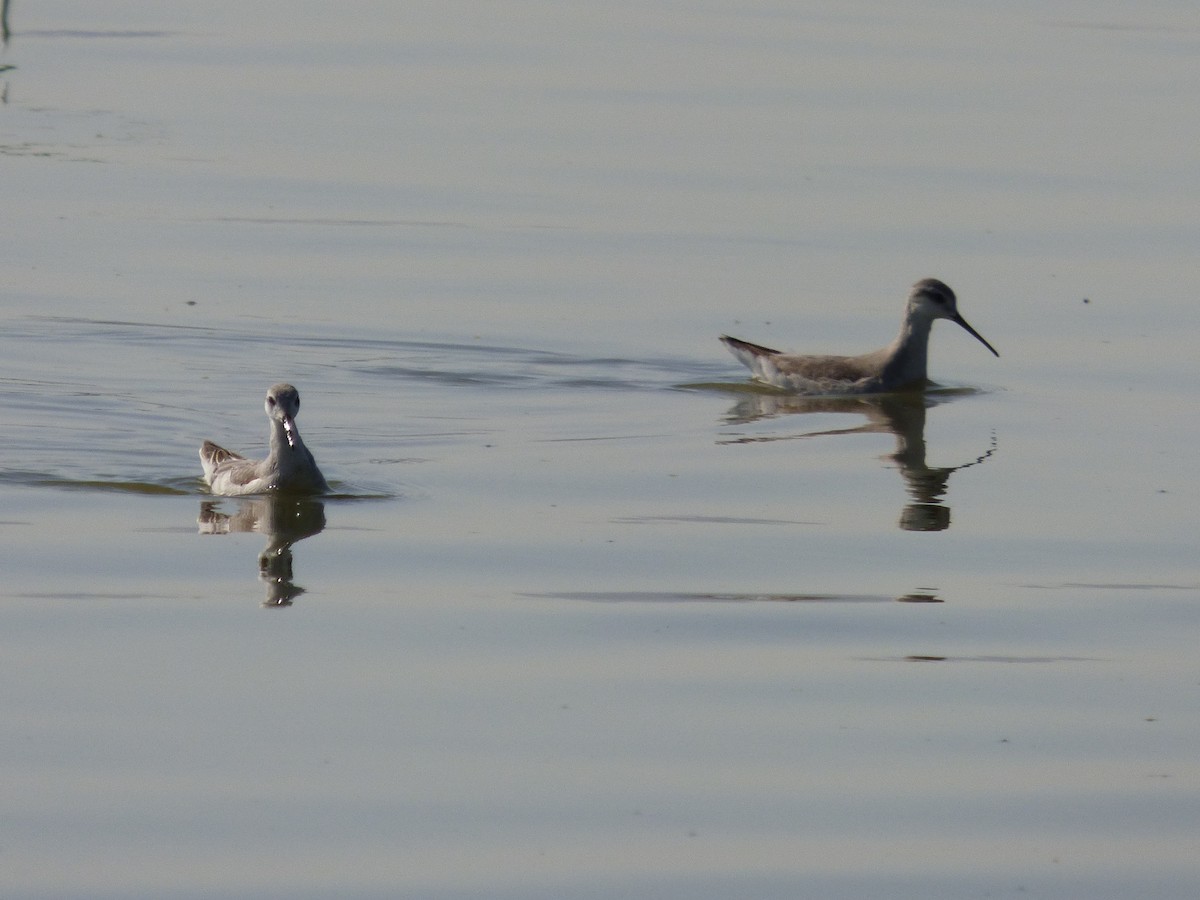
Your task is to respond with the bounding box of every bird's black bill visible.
[953,314,999,357]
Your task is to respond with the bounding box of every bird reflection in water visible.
[721,390,995,532]
[198,496,326,606]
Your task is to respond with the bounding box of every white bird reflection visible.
[720,389,995,532]
[198,496,326,606]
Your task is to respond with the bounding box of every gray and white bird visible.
[721,278,998,394]
[199,383,328,496]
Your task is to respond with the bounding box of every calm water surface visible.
[2,2,1198,898]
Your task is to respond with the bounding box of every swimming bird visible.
[721,278,998,394]
[199,383,329,496]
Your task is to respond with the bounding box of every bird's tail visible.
[199,440,243,483]
[719,334,781,372]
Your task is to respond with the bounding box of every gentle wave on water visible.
[0,314,738,495]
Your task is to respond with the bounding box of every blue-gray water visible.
[2,3,1198,898]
